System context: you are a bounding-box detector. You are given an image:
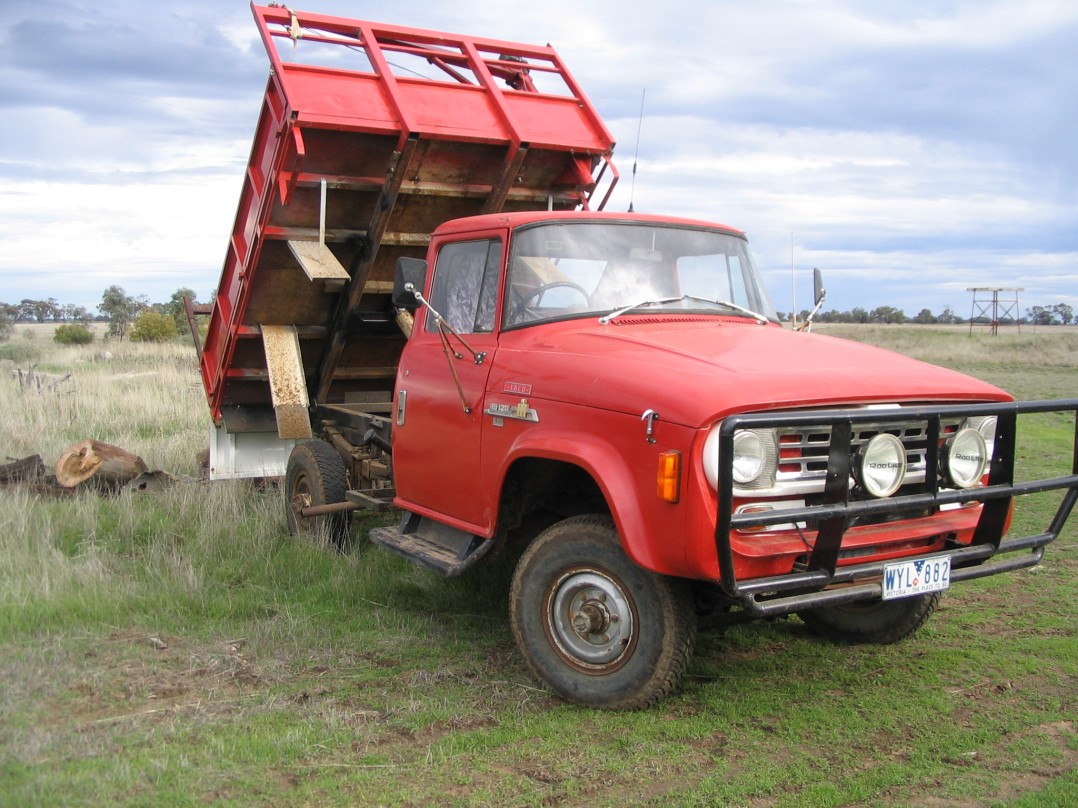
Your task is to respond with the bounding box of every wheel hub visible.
[548,570,635,669]
[571,600,611,638]
[289,473,313,527]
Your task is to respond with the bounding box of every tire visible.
[285,439,352,549]
[797,592,941,644]
[509,515,696,709]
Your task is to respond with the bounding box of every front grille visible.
[737,412,964,497]
[778,418,962,484]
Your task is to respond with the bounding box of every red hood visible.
[493,318,1010,427]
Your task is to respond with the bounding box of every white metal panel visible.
[209,423,296,480]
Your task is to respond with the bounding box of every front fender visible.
[492,417,695,577]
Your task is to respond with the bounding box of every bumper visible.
[714,400,1078,618]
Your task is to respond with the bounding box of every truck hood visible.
[493,318,1010,427]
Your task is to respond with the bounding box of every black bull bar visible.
[714,400,1078,618]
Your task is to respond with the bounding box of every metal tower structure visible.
[967,287,1022,335]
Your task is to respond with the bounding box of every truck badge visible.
[485,399,540,426]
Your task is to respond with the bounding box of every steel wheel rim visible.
[289,471,314,531]
[545,567,637,673]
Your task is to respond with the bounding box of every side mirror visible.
[392,257,428,310]
[797,268,827,332]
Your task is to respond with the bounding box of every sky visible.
[1,0,1075,319]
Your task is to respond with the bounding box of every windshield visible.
[504,221,779,328]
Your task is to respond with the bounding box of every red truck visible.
[196,4,1078,708]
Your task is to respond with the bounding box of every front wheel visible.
[797,592,941,644]
[509,515,696,709]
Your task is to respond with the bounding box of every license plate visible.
[881,554,951,601]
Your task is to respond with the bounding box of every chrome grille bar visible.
[768,417,964,492]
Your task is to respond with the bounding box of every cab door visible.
[392,236,504,531]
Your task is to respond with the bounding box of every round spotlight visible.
[946,428,988,489]
[858,433,907,497]
[970,416,997,463]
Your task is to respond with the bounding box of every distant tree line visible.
[2,290,1073,344]
[1026,303,1075,326]
[0,286,208,343]
[778,303,1075,326]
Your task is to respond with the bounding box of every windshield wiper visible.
[680,294,769,324]
[598,294,768,325]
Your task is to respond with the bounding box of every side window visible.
[426,239,503,334]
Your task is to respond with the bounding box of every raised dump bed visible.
[199,4,617,469]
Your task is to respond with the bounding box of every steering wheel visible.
[514,281,591,322]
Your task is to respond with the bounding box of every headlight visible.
[732,431,766,484]
[703,426,776,490]
[945,427,988,488]
[856,433,907,497]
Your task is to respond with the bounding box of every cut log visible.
[0,454,46,485]
[55,440,149,488]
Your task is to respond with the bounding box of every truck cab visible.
[391,211,779,536]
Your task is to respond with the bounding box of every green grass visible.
[1,327,1076,806]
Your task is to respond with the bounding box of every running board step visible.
[369,512,494,577]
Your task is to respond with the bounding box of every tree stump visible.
[55,440,149,488]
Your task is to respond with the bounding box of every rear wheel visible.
[510,515,696,709]
[797,592,940,644]
[285,440,352,549]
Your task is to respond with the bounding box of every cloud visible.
[0,0,1074,320]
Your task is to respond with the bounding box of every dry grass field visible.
[1,325,1076,806]
[2,324,204,473]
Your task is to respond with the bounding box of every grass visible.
[2,326,1076,806]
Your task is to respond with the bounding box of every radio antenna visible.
[628,88,645,213]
